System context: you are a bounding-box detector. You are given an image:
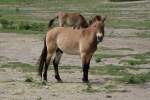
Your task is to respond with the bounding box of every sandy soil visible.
[0,32,150,100]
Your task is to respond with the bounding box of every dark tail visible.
[38,37,47,77]
[48,16,58,29]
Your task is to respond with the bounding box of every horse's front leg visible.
[82,63,89,82]
[81,53,92,83]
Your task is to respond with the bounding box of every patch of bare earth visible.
[0,32,150,100]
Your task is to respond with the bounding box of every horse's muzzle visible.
[97,36,103,44]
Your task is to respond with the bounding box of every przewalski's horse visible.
[89,15,106,25]
[38,17,106,83]
[48,12,88,29]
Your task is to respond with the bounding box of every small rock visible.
[106,95,112,98]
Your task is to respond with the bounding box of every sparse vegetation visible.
[0,18,47,33]
[119,52,150,65]
[107,19,150,29]
[114,48,134,51]
[90,64,150,84]
[109,0,142,2]
[0,0,149,35]
[0,19,9,28]
[37,97,42,100]
[0,0,150,99]
[25,75,34,82]
[120,59,150,65]
[118,72,150,84]
[134,52,150,60]
[82,83,99,93]
[94,53,123,63]
[0,62,36,72]
[90,64,129,76]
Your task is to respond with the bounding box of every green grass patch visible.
[135,32,150,38]
[114,48,134,51]
[90,64,150,84]
[0,0,34,4]
[134,52,150,60]
[95,51,150,63]
[98,47,134,51]
[90,64,129,76]
[0,0,149,31]
[119,52,150,65]
[0,62,80,72]
[0,18,48,34]
[82,83,100,93]
[119,59,150,65]
[0,56,10,62]
[25,75,34,82]
[107,19,150,29]
[94,53,123,63]
[0,28,45,34]
[0,18,47,32]
[109,0,142,2]
[0,62,36,72]
[59,65,80,70]
[37,97,42,100]
[118,72,150,84]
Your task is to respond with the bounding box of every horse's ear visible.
[97,15,102,21]
[89,19,92,25]
[102,15,107,22]
[89,16,93,25]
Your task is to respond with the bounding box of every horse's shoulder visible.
[81,29,89,36]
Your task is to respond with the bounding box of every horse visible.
[48,12,88,29]
[89,15,106,25]
[38,17,106,83]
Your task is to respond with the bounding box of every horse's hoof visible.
[57,79,63,83]
[55,75,63,83]
[42,80,47,85]
[82,78,89,83]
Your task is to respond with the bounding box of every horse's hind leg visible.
[43,54,52,81]
[43,46,56,81]
[53,48,63,82]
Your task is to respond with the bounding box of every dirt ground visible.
[0,32,150,100]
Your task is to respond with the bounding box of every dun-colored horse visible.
[38,17,106,83]
[49,12,88,29]
[89,15,106,25]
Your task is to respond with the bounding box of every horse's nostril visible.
[97,36,103,43]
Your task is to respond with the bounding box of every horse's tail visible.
[48,16,58,29]
[38,36,47,77]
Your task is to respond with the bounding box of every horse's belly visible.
[63,48,80,55]
[57,39,80,55]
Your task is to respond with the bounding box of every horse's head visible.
[90,16,106,43]
[89,15,102,25]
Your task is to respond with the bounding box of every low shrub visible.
[0,18,47,32]
[0,19,9,28]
